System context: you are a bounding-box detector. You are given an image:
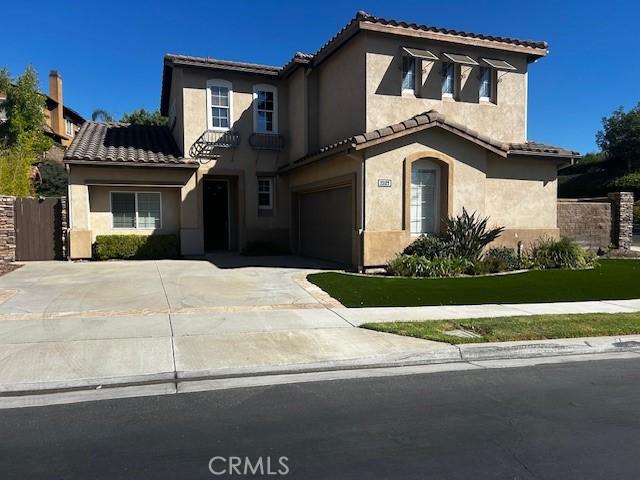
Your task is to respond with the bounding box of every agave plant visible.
[443,208,504,261]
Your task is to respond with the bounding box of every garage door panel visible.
[299,186,353,265]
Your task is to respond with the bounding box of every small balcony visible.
[249,133,285,151]
[189,130,240,159]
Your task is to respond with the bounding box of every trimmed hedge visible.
[94,234,179,260]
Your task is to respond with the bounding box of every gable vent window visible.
[207,79,233,131]
[442,62,455,97]
[479,67,492,101]
[401,55,416,93]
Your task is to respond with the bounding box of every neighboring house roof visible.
[284,110,580,171]
[63,105,85,124]
[161,11,548,113]
[64,122,198,168]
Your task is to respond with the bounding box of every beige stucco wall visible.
[287,68,307,161]
[314,33,367,149]
[364,31,529,144]
[169,67,185,154]
[361,128,559,265]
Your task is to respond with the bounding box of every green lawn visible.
[362,312,640,344]
[308,259,640,307]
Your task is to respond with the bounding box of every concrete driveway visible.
[0,256,453,400]
[0,256,330,319]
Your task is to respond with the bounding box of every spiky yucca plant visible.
[443,208,504,261]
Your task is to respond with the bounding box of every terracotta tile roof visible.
[508,141,581,157]
[355,11,548,50]
[164,54,281,76]
[288,111,579,168]
[64,122,198,168]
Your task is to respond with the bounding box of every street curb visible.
[2,335,640,399]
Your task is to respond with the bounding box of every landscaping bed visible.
[308,259,640,307]
[362,312,640,344]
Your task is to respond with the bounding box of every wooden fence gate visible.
[14,197,65,261]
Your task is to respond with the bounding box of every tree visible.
[0,66,53,196]
[596,103,640,173]
[120,108,167,126]
[91,108,113,122]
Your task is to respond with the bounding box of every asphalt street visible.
[2,358,640,479]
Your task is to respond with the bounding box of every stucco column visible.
[67,183,92,259]
[180,170,204,255]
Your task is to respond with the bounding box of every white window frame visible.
[65,118,74,137]
[110,191,162,230]
[401,54,417,94]
[410,160,441,236]
[441,62,455,99]
[257,177,274,210]
[479,66,493,103]
[252,84,278,134]
[206,79,233,132]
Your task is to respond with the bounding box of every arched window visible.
[206,79,233,131]
[252,84,278,134]
[410,159,441,234]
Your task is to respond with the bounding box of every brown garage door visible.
[299,186,353,265]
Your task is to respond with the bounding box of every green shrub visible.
[610,172,640,191]
[528,237,597,270]
[94,234,179,260]
[402,234,449,259]
[241,241,290,256]
[484,247,522,271]
[387,254,471,278]
[443,208,504,261]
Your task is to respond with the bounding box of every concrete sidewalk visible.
[335,298,640,326]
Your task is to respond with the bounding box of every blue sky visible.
[2,0,638,153]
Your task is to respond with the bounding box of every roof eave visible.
[358,21,549,58]
[63,159,199,169]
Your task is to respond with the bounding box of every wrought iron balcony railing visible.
[249,133,285,151]
[189,130,240,159]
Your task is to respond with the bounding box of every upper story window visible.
[441,62,455,98]
[401,55,416,93]
[253,84,278,134]
[65,118,74,137]
[479,67,493,102]
[206,79,233,131]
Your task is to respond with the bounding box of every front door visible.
[203,180,229,250]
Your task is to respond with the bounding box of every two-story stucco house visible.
[64,11,579,268]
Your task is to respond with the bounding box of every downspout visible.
[347,150,365,272]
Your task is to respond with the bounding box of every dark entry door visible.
[203,180,229,250]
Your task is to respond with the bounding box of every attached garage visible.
[298,185,354,265]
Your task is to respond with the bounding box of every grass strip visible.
[362,312,640,344]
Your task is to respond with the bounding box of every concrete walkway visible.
[1,258,640,404]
